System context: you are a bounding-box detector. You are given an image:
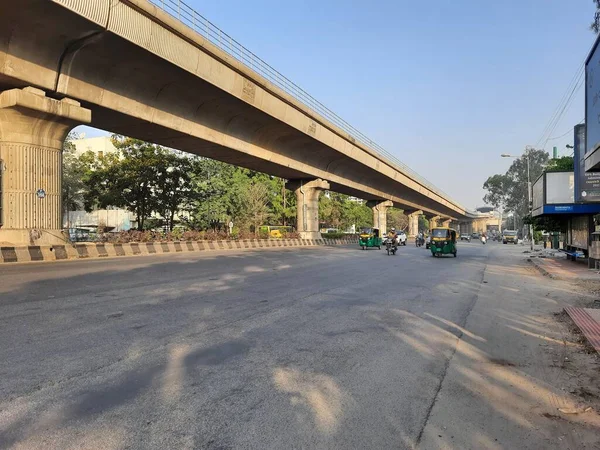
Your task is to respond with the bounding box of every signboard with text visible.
[574,124,600,201]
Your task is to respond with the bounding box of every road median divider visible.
[0,237,358,264]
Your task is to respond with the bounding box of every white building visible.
[71,135,118,158]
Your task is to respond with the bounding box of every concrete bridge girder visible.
[0,0,467,220]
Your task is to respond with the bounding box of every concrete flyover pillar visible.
[0,87,91,245]
[407,210,423,237]
[428,215,441,230]
[441,219,452,228]
[367,200,393,235]
[287,179,330,240]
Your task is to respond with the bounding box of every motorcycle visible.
[481,236,487,245]
[384,237,398,255]
[415,236,424,247]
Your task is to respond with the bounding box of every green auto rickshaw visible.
[429,227,458,257]
[359,228,382,250]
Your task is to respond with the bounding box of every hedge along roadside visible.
[0,237,359,264]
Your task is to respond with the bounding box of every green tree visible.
[387,208,409,231]
[239,181,272,233]
[483,149,548,225]
[154,151,197,231]
[62,132,87,223]
[482,174,510,212]
[545,156,574,172]
[341,199,371,230]
[592,0,600,33]
[83,136,165,230]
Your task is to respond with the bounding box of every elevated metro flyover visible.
[0,0,476,243]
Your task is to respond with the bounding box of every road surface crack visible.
[415,259,488,446]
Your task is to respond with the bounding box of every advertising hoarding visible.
[586,38,600,155]
[574,124,600,201]
[532,176,544,215]
[545,172,574,204]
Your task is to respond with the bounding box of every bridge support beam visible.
[441,219,452,228]
[367,200,393,235]
[407,210,422,237]
[288,179,330,240]
[0,87,91,246]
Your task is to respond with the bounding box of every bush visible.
[321,232,348,240]
[95,229,305,242]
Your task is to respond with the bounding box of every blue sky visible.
[78,0,597,209]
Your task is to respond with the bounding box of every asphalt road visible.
[1,241,598,449]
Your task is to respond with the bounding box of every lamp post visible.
[501,148,534,251]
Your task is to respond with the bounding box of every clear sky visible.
[77,0,597,209]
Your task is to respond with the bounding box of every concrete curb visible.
[0,238,358,264]
[527,257,557,280]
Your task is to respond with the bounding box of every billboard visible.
[546,172,574,204]
[532,175,544,215]
[586,37,600,155]
[574,123,600,201]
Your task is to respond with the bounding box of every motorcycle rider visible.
[417,230,424,246]
[388,228,399,249]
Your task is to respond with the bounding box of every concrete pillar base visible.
[288,179,330,240]
[0,229,68,246]
[367,200,393,235]
[0,87,91,246]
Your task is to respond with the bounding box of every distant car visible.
[471,232,480,239]
[397,231,407,246]
[460,233,471,242]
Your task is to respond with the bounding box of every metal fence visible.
[148,0,466,211]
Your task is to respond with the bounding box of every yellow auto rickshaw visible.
[429,227,457,257]
[358,227,382,250]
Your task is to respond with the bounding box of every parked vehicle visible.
[429,227,458,257]
[259,225,292,238]
[358,227,382,250]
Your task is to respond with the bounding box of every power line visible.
[535,64,584,148]
[535,40,595,150]
[539,67,585,149]
[542,74,585,149]
[545,118,585,141]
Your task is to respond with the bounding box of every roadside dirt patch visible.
[551,309,600,417]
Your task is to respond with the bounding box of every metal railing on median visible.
[149,0,467,212]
